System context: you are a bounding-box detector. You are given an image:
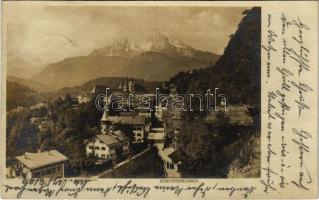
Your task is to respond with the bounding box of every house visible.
[147,127,165,144]
[91,85,109,97]
[155,105,164,121]
[137,109,152,118]
[162,108,183,148]
[38,120,54,133]
[86,130,130,163]
[30,117,41,125]
[101,105,149,143]
[14,150,68,179]
[108,115,148,143]
[118,76,134,93]
[11,106,26,113]
[30,102,48,110]
[205,106,254,126]
[168,150,182,171]
[162,147,179,171]
[86,108,130,164]
[78,93,91,104]
[118,111,138,117]
[70,95,79,109]
[153,143,181,178]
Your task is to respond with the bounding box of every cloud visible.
[4,4,249,67]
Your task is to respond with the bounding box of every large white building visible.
[86,130,129,162]
[86,109,130,163]
[100,109,149,143]
[13,150,68,179]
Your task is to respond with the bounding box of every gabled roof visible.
[119,111,138,117]
[91,85,109,95]
[205,106,254,126]
[101,110,109,121]
[15,150,68,170]
[168,150,183,163]
[108,116,146,125]
[95,131,129,145]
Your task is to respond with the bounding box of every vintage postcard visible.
[1,1,318,199]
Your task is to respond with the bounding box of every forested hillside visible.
[166,7,261,106]
[167,7,261,177]
[7,82,48,110]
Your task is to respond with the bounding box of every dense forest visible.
[6,95,102,174]
[165,7,260,106]
[6,81,48,110]
[165,7,261,177]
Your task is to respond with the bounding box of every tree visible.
[176,119,217,176]
[134,83,147,93]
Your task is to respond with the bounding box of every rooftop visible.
[168,150,183,163]
[147,130,164,141]
[15,150,68,170]
[96,131,129,145]
[91,85,110,95]
[108,116,146,125]
[205,106,254,126]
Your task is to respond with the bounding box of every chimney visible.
[48,150,51,155]
[37,149,41,153]
[24,153,27,159]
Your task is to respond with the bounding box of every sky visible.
[4,4,249,71]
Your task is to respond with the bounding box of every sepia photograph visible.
[4,5,261,180]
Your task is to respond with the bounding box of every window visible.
[33,172,41,178]
[101,154,106,158]
[101,147,106,150]
[46,169,51,174]
[89,146,94,150]
[57,166,61,171]
[41,171,45,176]
[170,163,174,169]
[95,146,100,150]
[52,168,56,173]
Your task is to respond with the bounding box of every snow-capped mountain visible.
[89,31,214,61]
[142,31,195,57]
[89,37,137,58]
[31,31,220,89]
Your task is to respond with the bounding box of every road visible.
[91,147,151,178]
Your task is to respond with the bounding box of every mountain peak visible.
[149,31,169,40]
[89,36,133,57]
[89,31,215,59]
[115,36,129,45]
[148,31,181,45]
[147,31,188,49]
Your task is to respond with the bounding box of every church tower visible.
[101,110,109,134]
[128,79,134,93]
[119,77,124,90]
[101,96,111,134]
[122,75,128,92]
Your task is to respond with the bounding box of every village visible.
[6,76,260,179]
